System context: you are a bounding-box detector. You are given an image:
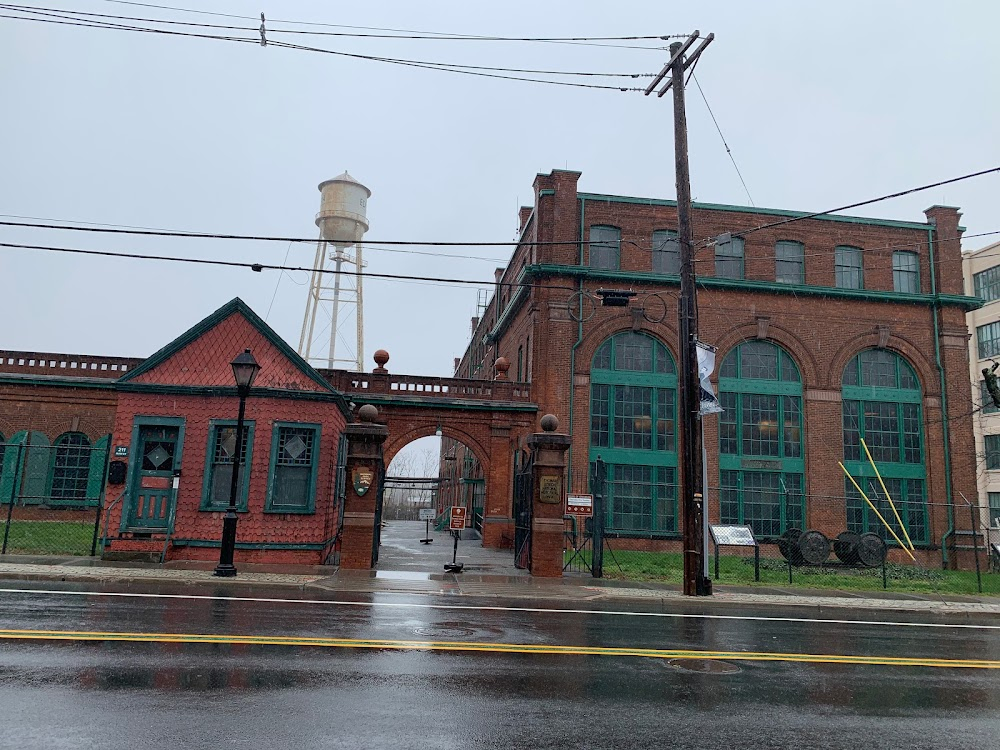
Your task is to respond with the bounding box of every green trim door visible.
[125,421,184,530]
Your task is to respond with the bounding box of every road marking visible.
[0,628,997,669]
[0,586,996,631]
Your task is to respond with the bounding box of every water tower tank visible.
[315,171,371,248]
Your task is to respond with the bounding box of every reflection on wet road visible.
[0,582,998,749]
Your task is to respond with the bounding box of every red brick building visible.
[454,169,981,568]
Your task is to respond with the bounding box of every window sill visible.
[263,508,316,515]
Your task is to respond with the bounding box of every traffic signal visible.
[983,362,1000,408]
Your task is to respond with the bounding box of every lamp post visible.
[213,348,260,577]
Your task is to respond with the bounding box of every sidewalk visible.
[1,554,998,619]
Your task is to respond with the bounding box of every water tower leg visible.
[299,238,326,360]
[328,250,345,370]
[355,242,364,372]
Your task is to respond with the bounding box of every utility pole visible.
[646,32,714,596]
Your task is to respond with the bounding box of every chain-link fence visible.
[562,463,1000,596]
[0,442,107,556]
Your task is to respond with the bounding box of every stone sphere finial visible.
[357,404,379,423]
[494,356,510,381]
[373,349,389,374]
[540,414,559,432]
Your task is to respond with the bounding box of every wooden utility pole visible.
[647,32,714,596]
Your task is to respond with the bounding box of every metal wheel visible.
[856,532,887,568]
[834,531,861,565]
[798,530,831,565]
[777,527,803,564]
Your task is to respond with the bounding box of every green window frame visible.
[200,420,255,512]
[652,229,680,274]
[892,251,919,293]
[835,245,863,289]
[989,492,1000,526]
[589,332,678,535]
[48,432,91,502]
[974,265,1000,302]
[265,422,321,514]
[977,321,1000,360]
[986,435,1000,471]
[0,432,5,494]
[842,349,927,543]
[589,225,620,270]
[715,236,744,279]
[718,341,804,537]
[775,241,804,284]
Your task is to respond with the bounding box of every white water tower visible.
[298,172,371,370]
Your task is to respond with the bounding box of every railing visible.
[0,350,143,378]
[323,370,533,403]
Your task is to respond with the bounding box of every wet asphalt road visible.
[0,580,999,750]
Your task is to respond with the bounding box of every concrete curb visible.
[1,562,998,621]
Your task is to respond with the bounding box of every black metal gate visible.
[512,450,533,570]
[563,458,606,577]
[371,453,386,567]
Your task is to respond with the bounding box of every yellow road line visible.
[0,629,997,669]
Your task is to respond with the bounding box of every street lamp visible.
[213,348,260,577]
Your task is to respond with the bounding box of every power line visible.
[709,166,1000,246]
[691,72,754,207]
[97,0,682,49]
[0,9,650,89]
[0,218,585,247]
[0,4,659,77]
[0,239,577,291]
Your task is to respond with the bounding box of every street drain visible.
[665,658,741,674]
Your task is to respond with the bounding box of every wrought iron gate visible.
[563,458,606,577]
[371,453,386,567]
[512,450,533,570]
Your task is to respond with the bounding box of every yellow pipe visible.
[860,438,915,551]
[839,462,916,562]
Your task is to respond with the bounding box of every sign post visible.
[445,506,466,572]
[418,507,435,544]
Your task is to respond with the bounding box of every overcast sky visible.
[2,0,998,381]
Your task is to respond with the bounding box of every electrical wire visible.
[0,239,577,291]
[0,4,659,77]
[705,166,1000,246]
[691,72,754,207]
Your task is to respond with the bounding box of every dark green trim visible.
[169,538,335,550]
[199,420,256,512]
[538,189,556,197]
[524,264,983,311]
[576,192,934,231]
[122,416,186,533]
[0,375,116,389]
[117,297,347,406]
[488,271,529,342]
[355,395,537,412]
[265,421,321,514]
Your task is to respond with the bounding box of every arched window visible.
[842,349,926,543]
[49,432,91,502]
[718,341,804,537]
[590,332,677,534]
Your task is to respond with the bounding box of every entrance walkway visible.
[376,520,526,576]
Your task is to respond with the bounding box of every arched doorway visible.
[841,348,927,544]
[717,340,804,537]
[588,331,678,536]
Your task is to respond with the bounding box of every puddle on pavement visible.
[374,570,433,581]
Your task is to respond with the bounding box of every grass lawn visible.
[0,520,95,555]
[569,548,999,597]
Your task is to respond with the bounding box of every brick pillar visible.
[339,404,388,569]
[528,414,571,577]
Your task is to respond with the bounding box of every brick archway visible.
[325,369,538,547]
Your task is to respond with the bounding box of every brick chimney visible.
[924,205,964,295]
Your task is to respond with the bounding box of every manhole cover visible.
[665,658,741,674]
[413,625,477,639]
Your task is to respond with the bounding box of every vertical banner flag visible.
[696,341,722,415]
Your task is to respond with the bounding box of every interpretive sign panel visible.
[709,524,757,547]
